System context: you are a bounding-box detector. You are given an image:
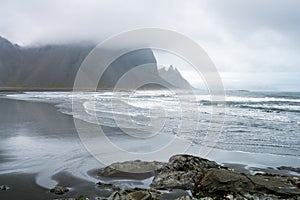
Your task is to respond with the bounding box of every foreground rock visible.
[194,169,300,199]
[247,173,300,197]
[50,185,69,195]
[96,154,300,200]
[104,188,192,200]
[0,185,10,190]
[54,195,88,200]
[194,168,255,196]
[151,154,220,190]
[278,166,300,173]
[97,160,165,180]
[96,181,121,191]
[105,188,162,200]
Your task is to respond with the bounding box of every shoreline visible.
[0,97,299,199]
[1,157,300,199]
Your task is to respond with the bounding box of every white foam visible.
[225,96,300,103]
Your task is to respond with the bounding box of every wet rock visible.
[151,154,220,190]
[277,166,300,173]
[106,188,161,200]
[96,181,121,198]
[194,168,255,197]
[126,190,152,199]
[97,160,165,180]
[160,189,191,199]
[296,180,300,188]
[54,197,88,200]
[0,185,10,190]
[123,188,161,199]
[74,195,89,200]
[96,154,300,200]
[50,185,69,195]
[246,173,300,197]
[194,168,300,199]
[107,191,122,200]
[175,196,198,200]
[168,154,220,172]
[57,195,89,200]
[227,193,280,200]
[96,181,121,191]
[151,170,197,190]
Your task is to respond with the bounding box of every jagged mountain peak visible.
[158,64,192,89]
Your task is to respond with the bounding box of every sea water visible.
[1,90,300,188]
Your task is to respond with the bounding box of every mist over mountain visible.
[158,65,192,89]
[0,36,192,90]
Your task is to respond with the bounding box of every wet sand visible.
[0,173,50,200]
[0,98,189,199]
[0,98,99,199]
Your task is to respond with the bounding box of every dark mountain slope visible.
[0,37,192,90]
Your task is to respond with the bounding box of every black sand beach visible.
[0,98,192,199]
[0,98,98,199]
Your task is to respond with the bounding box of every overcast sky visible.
[1,0,299,91]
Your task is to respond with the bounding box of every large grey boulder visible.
[151,154,220,190]
[97,160,166,180]
[194,168,300,199]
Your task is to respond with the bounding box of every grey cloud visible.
[0,0,299,90]
[205,0,300,36]
[0,0,167,45]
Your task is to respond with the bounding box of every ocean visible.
[0,90,300,188]
[3,90,300,156]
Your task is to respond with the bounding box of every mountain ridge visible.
[0,36,192,91]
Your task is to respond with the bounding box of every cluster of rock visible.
[0,185,10,191]
[50,185,70,195]
[52,154,300,200]
[150,154,220,191]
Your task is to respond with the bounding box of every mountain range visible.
[0,36,192,90]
